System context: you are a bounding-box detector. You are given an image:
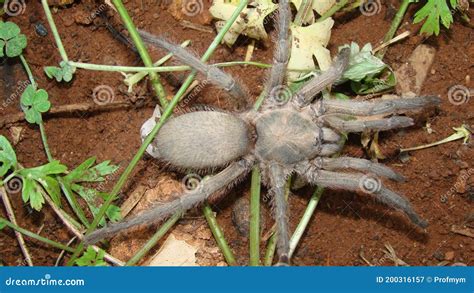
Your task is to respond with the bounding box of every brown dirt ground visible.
[0,0,473,266]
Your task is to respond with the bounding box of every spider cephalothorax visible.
[86,1,440,265]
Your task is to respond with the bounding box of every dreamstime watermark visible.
[448,85,472,106]
[0,80,30,112]
[440,168,474,203]
[175,79,209,114]
[92,85,115,105]
[86,3,108,24]
[4,176,22,194]
[359,175,382,194]
[4,274,85,287]
[3,0,26,16]
[359,0,382,17]
[182,0,204,17]
[270,85,292,106]
[181,173,203,193]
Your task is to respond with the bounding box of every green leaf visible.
[351,70,396,95]
[413,0,456,36]
[0,136,17,177]
[0,22,27,57]
[17,161,67,210]
[106,205,122,223]
[340,43,387,82]
[20,85,51,125]
[0,218,6,230]
[44,61,76,83]
[75,246,107,267]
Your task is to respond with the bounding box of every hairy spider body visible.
[86,1,441,265]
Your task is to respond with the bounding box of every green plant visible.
[20,85,51,124]
[0,21,27,58]
[75,246,107,266]
[413,0,459,36]
[44,61,76,82]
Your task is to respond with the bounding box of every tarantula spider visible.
[87,1,440,265]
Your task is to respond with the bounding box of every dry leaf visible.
[147,234,199,266]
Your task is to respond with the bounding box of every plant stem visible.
[317,0,349,22]
[376,0,412,59]
[0,187,34,266]
[263,232,277,266]
[19,55,36,88]
[288,186,324,258]
[126,213,180,266]
[294,0,313,26]
[249,166,261,266]
[111,0,168,108]
[41,0,69,62]
[203,204,237,266]
[1,218,75,253]
[68,61,272,74]
[66,0,249,266]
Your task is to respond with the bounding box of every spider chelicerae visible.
[87,1,440,265]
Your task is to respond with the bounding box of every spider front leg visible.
[296,162,428,228]
[139,30,248,104]
[262,0,292,108]
[323,115,415,132]
[292,48,351,108]
[85,157,254,244]
[267,163,291,265]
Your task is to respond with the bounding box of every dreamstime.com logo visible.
[182,0,204,17]
[4,274,85,287]
[92,85,115,105]
[359,0,382,17]
[3,0,26,16]
[448,85,472,106]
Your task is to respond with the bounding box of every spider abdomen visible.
[154,111,250,170]
[255,109,321,164]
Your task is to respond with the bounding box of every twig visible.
[0,187,34,266]
[376,0,412,59]
[0,101,133,127]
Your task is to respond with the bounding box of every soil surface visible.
[0,0,473,266]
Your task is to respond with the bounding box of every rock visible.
[444,251,455,261]
[433,251,444,261]
[231,197,265,236]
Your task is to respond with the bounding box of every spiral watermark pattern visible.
[5,177,22,194]
[92,85,115,105]
[181,173,203,193]
[359,0,382,16]
[270,85,292,106]
[182,0,204,17]
[3,0,26,16]
[448,85,471,106]
[359,175,382,194]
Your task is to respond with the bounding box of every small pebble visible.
[398,152,411,163]
[444,251,455,261]
[433,251,444,261]
[34,23,48,37]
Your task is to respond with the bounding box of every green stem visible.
[41,0,69,62]
[67,61,273,74]
[376,0,412,59]
[203,204,237,266]
[39,122,53,162]
[66,0,249,266]
[249,166,261,266]
[288,186,324,258]
[125,213,180,266]
[19,55,37,88]
[317,0,349,22]
[112,0,168,108]
[1,218,75,253]
[263,233,277,266]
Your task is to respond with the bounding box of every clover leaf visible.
[44,61,76,82]
[20,85,51,124]
[75,246,107,267]
[0,21,27,58]
[0,135,17,177]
